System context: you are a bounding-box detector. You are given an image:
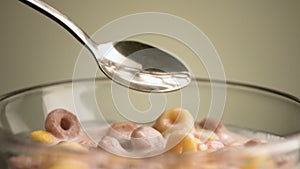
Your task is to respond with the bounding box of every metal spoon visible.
[20,0,191,92]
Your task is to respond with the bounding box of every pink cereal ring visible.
[107,122,137,140]
[45,108,80,139]
[8,155,41,169]
[206,140,224,150]
[244,138,267,146]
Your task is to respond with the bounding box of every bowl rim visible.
[0,77,299,104]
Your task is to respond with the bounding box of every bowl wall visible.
[0,78,299,168]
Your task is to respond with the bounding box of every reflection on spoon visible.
[20,0,192,92]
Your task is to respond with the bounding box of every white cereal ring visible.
[98,136,128,155]
[106,121,137,149]
[130,126,165,153]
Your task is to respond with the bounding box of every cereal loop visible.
[98,136,128,155]
[199,118,224,133]
[107,122,137,140]
[30,130,54,144]
[8,155,41,169]
[130,126,165,151]
[153,108,194,135]
[193,128,219,142]
[167,133,198,154]
[48,159,90,169]
[45,109,80,139]
[56,142,89,153]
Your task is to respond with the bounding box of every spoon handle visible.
[19,0,97,53]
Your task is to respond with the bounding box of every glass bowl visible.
[0,78,299,169]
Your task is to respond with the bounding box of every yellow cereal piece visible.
[240,159,262,169]
[56,142,88,153]
[47,143,89,165]
[48,159,89,169]
[167,133,198,154]
[49,164,89,169]
[30,130,54,144]
[182,136,198,152]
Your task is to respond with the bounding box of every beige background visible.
[0,0,300,98]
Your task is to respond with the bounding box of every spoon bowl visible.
[20,0,192,92]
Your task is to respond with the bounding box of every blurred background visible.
[0,0,299,98]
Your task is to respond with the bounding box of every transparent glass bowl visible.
[0,78,299,169]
